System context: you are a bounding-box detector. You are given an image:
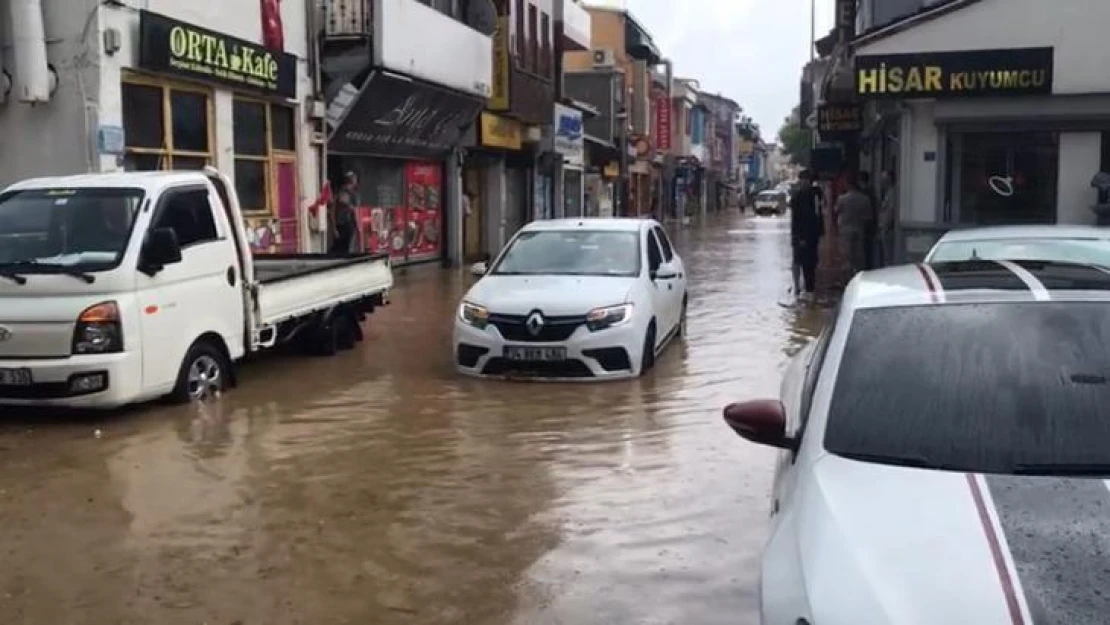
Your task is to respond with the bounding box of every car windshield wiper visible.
[0,261,95,284]
[1011,462,1110,477]
[833,450,938,469]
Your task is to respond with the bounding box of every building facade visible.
[321,0,492,265]
[0,0,319,253]
[827,0,1110,262]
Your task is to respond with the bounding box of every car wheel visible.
[640,322,656,374]
[170,340,229,403]
[677,297,688,338]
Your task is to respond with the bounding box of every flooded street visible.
[0,212,824,625]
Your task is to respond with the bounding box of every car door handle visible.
[226,266,236,286]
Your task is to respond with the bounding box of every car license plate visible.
[504,346,566,361]
[0,368,32,386]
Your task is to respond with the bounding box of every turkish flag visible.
[261,0,284,51]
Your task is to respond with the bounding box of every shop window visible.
[948,131,1058,225]
[540,12,551,78]
[122,79,212,170]
[232,99,298,214]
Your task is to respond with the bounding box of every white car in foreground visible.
[725,259,1110,624]
[453,218,687,380]
[924,224,1110,265]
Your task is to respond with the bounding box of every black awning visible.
[328,70,483,159]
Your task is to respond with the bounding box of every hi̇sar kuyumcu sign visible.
[138,10,297,98]
[855,47,1053,99]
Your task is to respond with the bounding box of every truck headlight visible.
[72,301,123,354]
[458,301,489,328]
[586,303,633,331]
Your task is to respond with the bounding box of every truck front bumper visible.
[0,351,143,410]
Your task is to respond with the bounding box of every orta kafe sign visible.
[138,10,297,99]
[855,47,1053,99]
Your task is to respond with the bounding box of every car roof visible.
[934,224,1110,243]
[845,260,1110,310]
[521,218,657,233]
[4,171,211,194]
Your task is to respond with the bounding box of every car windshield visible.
[929,237,1110,266]
[0,187,145,269]
[825,302,1110,475]
[757,192,781,200]
[491,230,641,277]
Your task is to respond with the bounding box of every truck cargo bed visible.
[252,253,392,327]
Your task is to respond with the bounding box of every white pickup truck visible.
[0,168,392,409]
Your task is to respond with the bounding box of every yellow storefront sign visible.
[489,16,510,110]
[479,112,522,150]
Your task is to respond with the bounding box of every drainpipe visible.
[9,0,52,103]
[306,0,327,252]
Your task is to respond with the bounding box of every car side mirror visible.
[722,399,795,450]
[652,260,678,280]
[470,261,488,276]
[141,227,182,274]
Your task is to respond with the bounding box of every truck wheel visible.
[170,341,229,403]
[312,310,357,356]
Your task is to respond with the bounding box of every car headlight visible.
[72,301,123,354]
[458,301,489,328]
[586,303,633,331]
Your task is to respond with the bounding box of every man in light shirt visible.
[834,174,873,277]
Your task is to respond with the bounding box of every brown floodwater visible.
[0,212,825,625]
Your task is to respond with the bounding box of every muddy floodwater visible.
[0,213,824,625]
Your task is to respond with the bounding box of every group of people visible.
[788,168,898,301]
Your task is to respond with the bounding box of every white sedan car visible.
[453,218,687,380]
[925,224,1110,265]
[724,259,1110,624]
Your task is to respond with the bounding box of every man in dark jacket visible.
[790,169,824,300]
[329,171,359,254]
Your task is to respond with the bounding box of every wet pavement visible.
[0,212,825,625]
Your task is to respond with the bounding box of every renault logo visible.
[0,326,10,343]
[525,311,545,336]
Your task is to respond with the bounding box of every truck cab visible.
[0,169,391,409]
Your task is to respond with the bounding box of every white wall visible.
[1057,132,1101,224]
[899,101,938,223]
[0,0,102,186]
[856,0,1110,94]
[374,0,492,98]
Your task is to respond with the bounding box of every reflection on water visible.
[0,212,823,625]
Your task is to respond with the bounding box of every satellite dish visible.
[805,112,818,129]
[466,0,497,35]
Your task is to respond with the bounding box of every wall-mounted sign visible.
[478,112,523,150]
[817,104,862,138]
[633,136,652,159]
[603,162,619,177]
[652,86,671,151]
[489,16,510,110]
[137,10,297,98]
[329,70,483,158]
[856,47,1053,99]
[553,103,584,163]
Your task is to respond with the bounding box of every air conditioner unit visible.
[592,48,616,68]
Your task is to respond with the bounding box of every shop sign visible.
[856,47,1053,99]
[479,112,523,150]
[137,10,297,98]
[603,162,619,177]
[489,16,511,110]
[553,103,584,163]
[329,70,483,158]
[653,86,671,151]
[817,104,862,138]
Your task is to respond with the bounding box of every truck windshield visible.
[0,187,145,269]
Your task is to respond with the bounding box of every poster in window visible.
[404,162,442,260]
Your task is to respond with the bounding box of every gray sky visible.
[608,0,835,141]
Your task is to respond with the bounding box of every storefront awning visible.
[328,69,484,159]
